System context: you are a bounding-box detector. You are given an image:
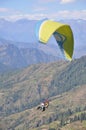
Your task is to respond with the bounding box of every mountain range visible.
[0,18,86,71]
[0,42,59,71]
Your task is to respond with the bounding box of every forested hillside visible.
[50,56,86,95]
[0,56,86,130]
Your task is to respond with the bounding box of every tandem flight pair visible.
[36,19,74,61]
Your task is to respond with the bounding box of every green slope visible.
[0,85,86,130]
[0,56,86,117]
[50,56,86,95]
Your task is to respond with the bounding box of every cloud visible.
[1,13,47,21]
[38,0,56,2]
[0,7,22,17]
[60,0,76,4]
[55,10,86,20]
[0,10,86,21]
[0,8,9,12]
[33,7,47,12]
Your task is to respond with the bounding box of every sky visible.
[0,0,86,21]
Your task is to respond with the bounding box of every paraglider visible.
[36,19,74,61]
[37,100,49,112]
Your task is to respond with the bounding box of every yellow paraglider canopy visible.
[36,19,74,61]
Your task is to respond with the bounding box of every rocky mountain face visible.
[0,44,27,69]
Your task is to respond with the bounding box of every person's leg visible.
[37,106,41,110]
[42,107,45,111]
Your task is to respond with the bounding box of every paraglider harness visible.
[37,100,49,112]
